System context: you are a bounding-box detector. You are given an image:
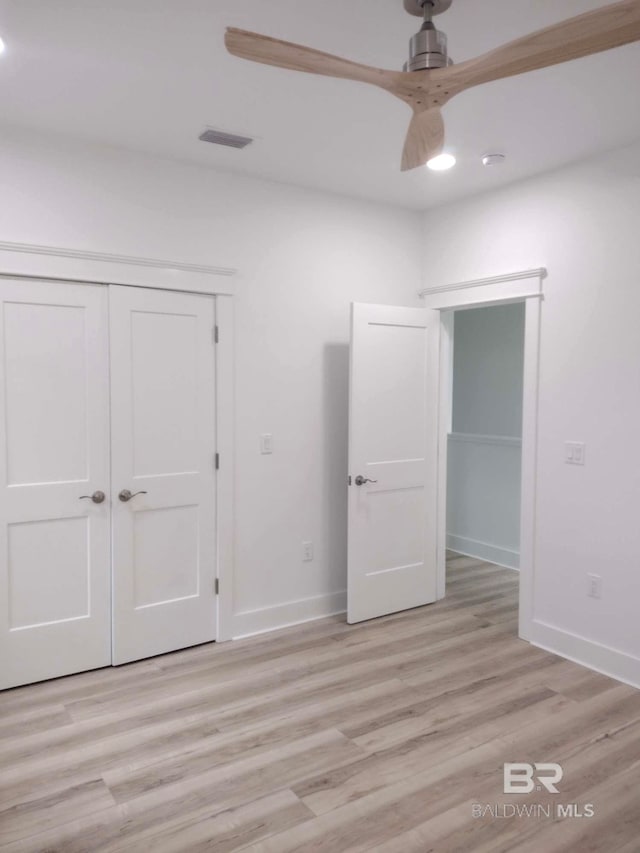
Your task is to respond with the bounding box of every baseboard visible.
[232,590,347,640]
[446,534,520,570]
[530,619,640,690]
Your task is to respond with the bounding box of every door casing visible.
[420,268,546,643]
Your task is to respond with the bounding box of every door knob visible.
[354,475,378,486]
[118,489,148,503]
[79,491,106,504]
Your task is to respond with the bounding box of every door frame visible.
[420,268,547,642]
[0,239,236,643]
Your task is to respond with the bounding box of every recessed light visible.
[427,153,456,172]
[0,37,5,55]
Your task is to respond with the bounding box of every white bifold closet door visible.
[0,280,111,689]
[109,286,217,665]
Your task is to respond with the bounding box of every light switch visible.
[565,442,586,466]
[260,434,273,455]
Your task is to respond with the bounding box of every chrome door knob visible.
[354,475,378,486]
[118,489,148,502]
[79,491,106,504]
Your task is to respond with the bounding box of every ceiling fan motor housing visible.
[405,22,449,71]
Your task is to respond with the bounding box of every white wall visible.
[452,304,525,438]
[0,126,423,637]
[423,141,640,686]
[447,303,525,568]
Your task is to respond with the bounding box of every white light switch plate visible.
[260,434,273,455]
[565,442,586,466]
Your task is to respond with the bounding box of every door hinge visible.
[214,325,219,344]
[215,452,220,470]
[348,475,352,486]
[215,578,220,595]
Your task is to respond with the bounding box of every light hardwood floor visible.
[2,555,640,852]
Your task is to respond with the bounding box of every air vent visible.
[199,128,253,150]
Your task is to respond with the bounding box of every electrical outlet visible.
[260,434,273,455]
[565,442,586,465]
[302,541,314,562]
[587,573,602,599]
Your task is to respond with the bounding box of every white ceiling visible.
[0,0,638,210]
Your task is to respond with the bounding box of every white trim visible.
[419,268,547,298]
[428,269,545,645]
[446,535,520,571]
[232,591,347,640]
[420,268,546,311]
[517,296,542,641]
[215,296,235,642]
[448,432,522,448]
[436,310,454,601]
[0,240,236,295]
[530,620,640,690]
[0,240,236,276]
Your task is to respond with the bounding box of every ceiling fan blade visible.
[225,28,398,90]
[446,0,640,94]
[401,108,445,172]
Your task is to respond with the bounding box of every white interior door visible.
[348,303,440,623]
[0,279,111,689]
[110,286,217,665]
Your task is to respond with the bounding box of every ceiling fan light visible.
[427,153,456,171]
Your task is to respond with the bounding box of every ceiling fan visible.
[225,0,640,172]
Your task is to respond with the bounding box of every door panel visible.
[110,286,217,665]
[130,309,200,477]
[348,303,440,624]
[0,280,111,689]
[133,505,199,607]
[4,302,89,485]
[9,517,90,628]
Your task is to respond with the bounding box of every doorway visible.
[445,302,526,630]
[425,269,545,643]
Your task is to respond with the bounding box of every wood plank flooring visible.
[2,554,640,852]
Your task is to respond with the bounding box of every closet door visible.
[110,286,217,665]
[0,279,111,690]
